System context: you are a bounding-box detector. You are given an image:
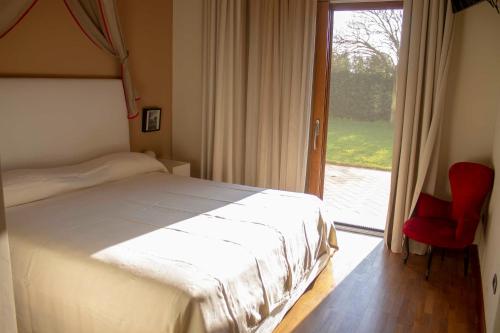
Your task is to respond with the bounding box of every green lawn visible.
[326,118,393,170]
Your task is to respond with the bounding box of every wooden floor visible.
[275,231,482,333]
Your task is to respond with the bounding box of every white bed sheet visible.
[6,173,337,333]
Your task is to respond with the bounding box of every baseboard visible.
[471,245,486,333]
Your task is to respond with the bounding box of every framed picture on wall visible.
[142,108,161,132]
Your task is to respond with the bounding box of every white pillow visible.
[2,152,167,208]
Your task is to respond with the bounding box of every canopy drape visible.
[201,0,317,192]
[385,0,455,253]
[0,0,38,38]
[0,0,138,119]
[63,0,139,119]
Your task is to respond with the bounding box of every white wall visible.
[437,2,500,198]
[0,167,17,332]
[172,0,204,177]
[481,108,500,333]
[432,3,500,331]
[494,301,500,333]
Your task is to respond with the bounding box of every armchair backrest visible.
[450,162,494,244]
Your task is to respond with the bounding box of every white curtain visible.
[201,0,247,185]
[63,0,139,119]
[385,0,455,253]
[201,0,317,192]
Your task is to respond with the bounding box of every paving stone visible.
[323,164,391,230]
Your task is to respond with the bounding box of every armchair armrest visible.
[413,193,451,219]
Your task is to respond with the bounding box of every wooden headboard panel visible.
[0,78,130,171]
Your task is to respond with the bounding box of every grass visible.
[326,118,393,170]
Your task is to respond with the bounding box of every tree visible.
[333,10,403,75]
[329,10,403,122]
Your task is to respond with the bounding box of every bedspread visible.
[6,173,337,333]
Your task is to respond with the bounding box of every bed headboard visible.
[0,78,130,171]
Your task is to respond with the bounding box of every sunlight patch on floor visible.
[274,231,383,333]
[330,230,383,282]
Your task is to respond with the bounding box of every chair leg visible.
[426,246,433,280]
[464,246,470,276]
[403,235,410,264]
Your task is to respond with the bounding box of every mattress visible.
[6,172,337,333]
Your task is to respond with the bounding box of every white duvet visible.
[5,154,337,333]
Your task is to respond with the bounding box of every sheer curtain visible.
[385,0,455,253]
[201,0,317,192]
[201,0,247,185]
[63,0,139,119]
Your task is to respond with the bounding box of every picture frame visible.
[142,108,161,132]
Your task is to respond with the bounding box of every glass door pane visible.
[323,8,402,232]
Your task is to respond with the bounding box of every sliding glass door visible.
[308,1,402,234]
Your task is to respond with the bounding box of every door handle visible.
[313,119,320,151]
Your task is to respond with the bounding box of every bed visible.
[0,78,337,333]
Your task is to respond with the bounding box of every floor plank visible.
[275,231,481,333]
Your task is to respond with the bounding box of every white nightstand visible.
[158,159,191,177]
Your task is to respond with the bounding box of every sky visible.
[332,10,403,64]
[332,11,352,33]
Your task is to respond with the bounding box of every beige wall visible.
[437,3,500,332]
[0,168,17,333]
[0,0,172,158]
[172,0,203,177]
[437,2,500,197]
[494,301,500,333]
[482,109,500,333]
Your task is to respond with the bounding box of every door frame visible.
[306,0,403,198]
[331,1,403,11]
[305,0,333,198]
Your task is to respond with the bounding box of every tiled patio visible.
[323,164,391,231]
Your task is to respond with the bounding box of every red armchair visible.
[402,162,494,279]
